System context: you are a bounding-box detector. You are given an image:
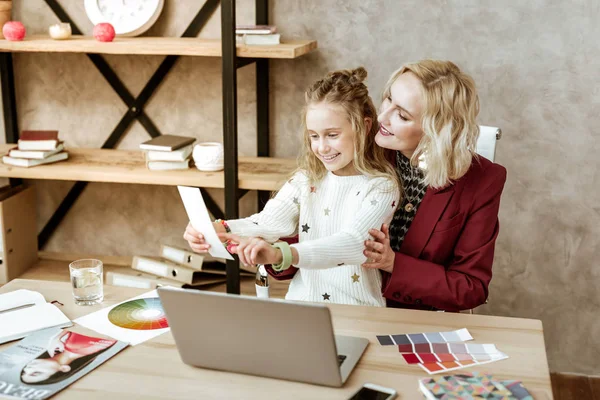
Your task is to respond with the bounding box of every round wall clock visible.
[84,0,164,37]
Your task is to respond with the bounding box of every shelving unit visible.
[0,0,316,294]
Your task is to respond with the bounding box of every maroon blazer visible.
[266,155,507,312]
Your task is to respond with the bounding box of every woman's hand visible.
[362,223,395,273]
[219,233,282,267]
[183,222,212,253]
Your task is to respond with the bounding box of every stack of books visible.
[106,244,253,290]
[236,24,280,45]
[140,134,196,171]
[2,130,69,168]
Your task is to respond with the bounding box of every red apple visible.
[93,23,115,42]
[2,21,26,41]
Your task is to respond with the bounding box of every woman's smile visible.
[379,126,394,136]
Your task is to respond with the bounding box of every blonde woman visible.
[362,60,507,312]
[185,67,399,307]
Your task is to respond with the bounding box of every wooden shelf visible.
[0,35,317,59]
[0,145,296,191]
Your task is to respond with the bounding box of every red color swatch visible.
[402,353,420,364]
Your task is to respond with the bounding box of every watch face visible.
[85,0,164,36]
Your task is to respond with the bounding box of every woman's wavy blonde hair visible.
[383,60,480,188]
[298,67,398,188]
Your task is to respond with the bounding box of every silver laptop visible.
[157,286,369,387]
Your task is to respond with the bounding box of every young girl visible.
[184,67,399,307]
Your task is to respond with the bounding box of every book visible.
[139,135,196,152]
[160,244,254,274]
[0,290,72,345]
[0,327,128,399]
[18,131,58,141]
[146,143,193,162]
[106,270,226,290]
[17,131,60,151]
[160,244,205,270]
[2,152,68,168]
[419,372,534,400]
[146,159,190,171]
[9,143,65,160]
[131,256,225,284]
[243,33,281,45]
[235,24,277,35]
[132,255,253,281]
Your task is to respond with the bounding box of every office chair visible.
[476,125,502,163]
[468,125,502,314]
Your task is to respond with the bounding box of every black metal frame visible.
[0,0,271,294]
[220,0,271,293]
[0,53,21,188]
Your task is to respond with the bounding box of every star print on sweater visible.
[322,293,331,300]
[224,170,399,307]
[351,273,360,283]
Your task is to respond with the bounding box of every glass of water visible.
[69,259,103,306]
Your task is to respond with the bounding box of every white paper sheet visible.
[74,290,169,346]
[0,290,72,344]
[177,185,234,260]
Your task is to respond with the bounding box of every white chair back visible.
[476,125,502,162]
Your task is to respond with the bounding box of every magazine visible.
[419,371,534,400]
[0,327,128,399]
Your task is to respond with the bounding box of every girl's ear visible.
[59,365,71,373]
[364,117,373,133]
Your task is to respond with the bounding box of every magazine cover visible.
[0,327,128,399]
[419,372,534,400]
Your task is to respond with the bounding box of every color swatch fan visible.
[108,297,168,330]
[377,328,509,374]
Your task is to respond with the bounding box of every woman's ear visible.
[364,117,373,133]
[59,365,71,373]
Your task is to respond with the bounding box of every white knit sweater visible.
[226,171,399,307]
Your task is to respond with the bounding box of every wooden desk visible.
[0,280,553,399]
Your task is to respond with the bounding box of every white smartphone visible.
[348,383,398,400]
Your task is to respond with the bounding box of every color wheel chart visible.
[107,297,169,330]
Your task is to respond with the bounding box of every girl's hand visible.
[183,222,211,253]
[219,233,282,267]
[362,223,395,273]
